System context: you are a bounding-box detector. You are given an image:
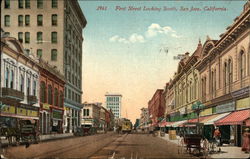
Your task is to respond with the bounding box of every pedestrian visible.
[213,127,221,146]
[242,128,250,153]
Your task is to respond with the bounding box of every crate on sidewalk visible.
[169,130,176,140]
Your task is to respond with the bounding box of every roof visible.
[215,109,250,126]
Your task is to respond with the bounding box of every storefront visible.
[215,109,250,146]
[51,109,63,133]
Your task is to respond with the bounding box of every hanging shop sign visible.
[236,97,250,110]
[53,120,58,126]
[216,101,235,113]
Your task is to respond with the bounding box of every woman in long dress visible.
[242,128,250,153]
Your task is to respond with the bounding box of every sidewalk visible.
[0,133,74,147]
[157,132,250,159]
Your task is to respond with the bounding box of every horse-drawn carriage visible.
[0,119,40,146]
[181,122,204,154]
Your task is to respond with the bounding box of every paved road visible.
[3,132,197,158]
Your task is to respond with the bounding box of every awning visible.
[187,115,214,123]
[215,109,250,126]
[159,121,175,127]
[171,120,187,127]
[203,112,230,125]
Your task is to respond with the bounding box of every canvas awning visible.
[170,120,187,127]
[215,109,250,126]
[203,112,230,125]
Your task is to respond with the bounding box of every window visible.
[37,49,42,58]
[4,15,10,27]
[59,91,63,107]
[25,0,30,8]
[48,85,53,105]
[10,70,14,89]
[25,32,30,43]
[27,77,31,95]
[51,49,57,61]
[33,81,36,96]
[5,0,10,8]
[20,75,24,92]
[52,14,57,26]
[18,0,24,8]
[18,15,23,26]
[240,51,246,79]
[37,32,43,43]
[5,68,9,87]
[228,59,233,86]
[18,32,23,43]
[40,82,46,103]
[51,32,57,43]
[37,15,43,26]
[54,88,58,106]
[37,0,43,8]
[52,0,57,8]
[25,15,30,26]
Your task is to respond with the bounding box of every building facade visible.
[148,89,165,125]
[105,93,122,118]
[140,107,149,128]
[81,102,100,128]
[39,59,65,134]
[0,37,40,133]
[1,0,87,133]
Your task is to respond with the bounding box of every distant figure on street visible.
[242,128,250,153]
[213,127,221,146]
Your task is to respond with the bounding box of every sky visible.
[79,0,246,123]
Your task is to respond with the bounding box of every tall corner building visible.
[1,0,87,133]
[105,93,122,119]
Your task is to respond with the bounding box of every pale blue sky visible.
[79,0,246,122]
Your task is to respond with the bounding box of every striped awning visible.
[215,109,250,126]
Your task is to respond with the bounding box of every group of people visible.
[213,127,250,153]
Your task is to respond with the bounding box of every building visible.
[196,2,250,146]
[39,58,65,134]
[81,102,100,128]
[1,0,87,133]
[105,93,122,118]
[140,107,149,128]
[0,37,40,132]
[148,89,165,126]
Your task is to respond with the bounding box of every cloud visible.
[145,23,181,38]
[109,33,145,44]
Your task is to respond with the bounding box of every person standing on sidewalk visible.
[242,128,250,153]
[213,127,221,146]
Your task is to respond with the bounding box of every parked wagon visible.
[182,122,204,154]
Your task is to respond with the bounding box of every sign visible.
[52,109,63,119]
[200,108,212,116]
[27,110,38,117]
[232,86,250,98]
[236,97,250,110]
[53,120,58,126]
[2,105,15,114]
[216,101,235,113]
[43,103,50,110]
[17,108,27,116]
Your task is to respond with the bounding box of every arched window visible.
[59,91,63,107]
[54,88,58,106]
[224,62,228,92]
[33,80,36,96]
[10,70,14,89]
[228,59,233,91]
[239,51,246,79]
[5,68,9,88]
[20,75,24,92]
[27,77,31,95]
[48,85,53,105]
[40,81,46,103]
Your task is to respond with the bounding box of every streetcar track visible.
[23,133,117,158]
[87,133,129,159]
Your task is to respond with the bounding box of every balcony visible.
[2,87,24,101]
[27,95,38,104]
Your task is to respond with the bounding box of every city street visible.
[3,132,196,159]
